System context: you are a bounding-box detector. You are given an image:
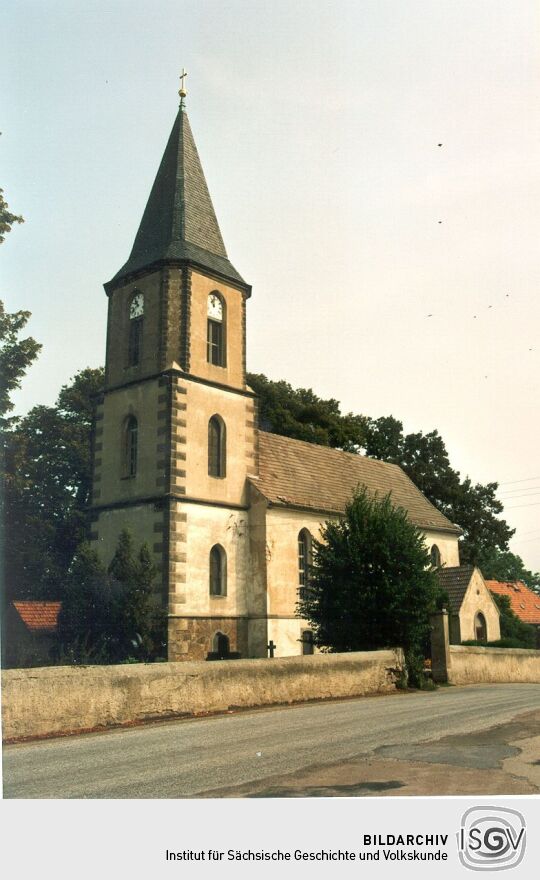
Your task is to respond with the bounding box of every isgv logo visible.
[458,806,526,871]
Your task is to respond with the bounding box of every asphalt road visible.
[3,684,540,798]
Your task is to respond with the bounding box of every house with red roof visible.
[486,580,540,644]
[2,601,61,668]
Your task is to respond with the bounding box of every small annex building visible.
[436,566,501,644]
[89,90,463,662]
[2,601,62,668]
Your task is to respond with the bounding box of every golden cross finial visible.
[179,68,188,108]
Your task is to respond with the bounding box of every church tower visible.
[90,85,258,660]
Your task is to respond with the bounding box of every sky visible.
[2,0,540,570]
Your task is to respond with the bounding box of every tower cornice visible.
[104,257,251,297]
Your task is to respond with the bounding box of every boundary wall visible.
[430,610,540,684]
[1,649,403,741]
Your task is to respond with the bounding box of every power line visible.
[498,475,540,486]
[498,489,540,504]
[499,485,540,495]
[504,501,540,510]
[512,536,540,545]
[501,486,540,499]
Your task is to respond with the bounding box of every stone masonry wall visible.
[1,649,403,741]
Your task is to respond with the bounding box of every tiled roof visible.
[109,110,245,287]
[253,431,461,534]
[12,601,61,633]
[436,565,475,612]
[486,580,540,625]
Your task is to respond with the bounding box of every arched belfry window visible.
[208,415,226,478]
[209,545,227,596]
[430,544,441,568]
[128,291,144,367]
[298,529,313,590]
[123,415,138,478]
[207,292,226,366]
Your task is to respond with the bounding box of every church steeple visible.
[109,107,244,287]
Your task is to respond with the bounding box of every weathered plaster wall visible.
[448,646,540,684]
[183,380,255,505]
[105,271,162,387]
[2,650,404,741]
[423,530,460,567]
[264,507,327,657]
[95,378,162,505]
[459,569,501,642]
[189,272,246,388]
[168,501,252,661]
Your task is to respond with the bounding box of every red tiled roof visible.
[486,580,540,626]
[12,601,62,633]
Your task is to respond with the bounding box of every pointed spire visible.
[109,107,244,286]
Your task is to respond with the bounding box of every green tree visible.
[475,548,540,591]
[0,186,24,243]
[3,367,105,599]
[57,531,163,664]
[246,378,521,571]
[0,302,42,428]
[0,188,38,427]
[298,489,441,685]
[363,416,515,570]
[247,372,366,451]
[108,529,161,660]
[56,543,121,663]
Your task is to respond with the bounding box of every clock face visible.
[130,292,144,319]
[208,293,223,321]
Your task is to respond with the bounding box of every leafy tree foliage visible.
[247,376,525,577]
[477,548,540,591]
[55,543,121,663]
[0,186,24,243]
[0,190,40,426]
[3,367,105,599]
[298,490,441,684]
[363,415,516,572]
[247,372,366,451]
[108,529,161,658]
[0,302,42,428]
[57,531,165,664]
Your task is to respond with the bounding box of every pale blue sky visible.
[2,0,540,568]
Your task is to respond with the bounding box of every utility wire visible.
[498,475,540,486]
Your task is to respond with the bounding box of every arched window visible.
[123,416,138,478]
[430,544,441,568]
[208,415,226,477]
[128,291,144,367]
[209,544,227,596]
[474,612,487,643]
[298,529,312,590]
[207,292,226,366]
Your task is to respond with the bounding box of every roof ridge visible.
[259,429,396,468]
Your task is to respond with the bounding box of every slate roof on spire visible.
[109,110,245,287]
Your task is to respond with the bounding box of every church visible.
[89,87,462,661]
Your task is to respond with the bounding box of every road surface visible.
[3,684,540,798]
